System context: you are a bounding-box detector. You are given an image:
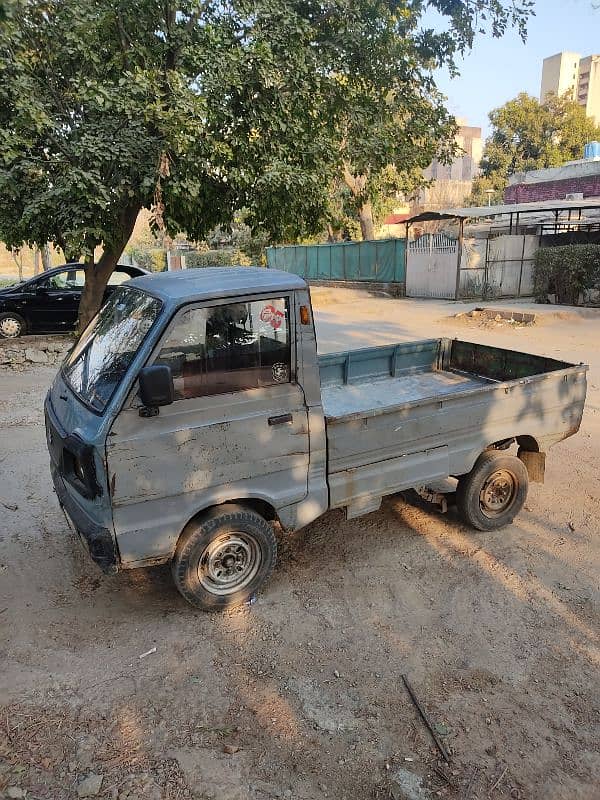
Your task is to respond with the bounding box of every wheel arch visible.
[183,496,278,533]
[456,434,542,480]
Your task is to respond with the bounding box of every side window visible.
[65,270,85,288]
[44,271,69,289]
[44,270,85,289]
[156,297,291,400]
[107,270,131,286]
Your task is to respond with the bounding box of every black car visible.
[0,263,149,338]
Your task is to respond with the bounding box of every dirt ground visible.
[1,292,599,800]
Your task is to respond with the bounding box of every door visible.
[28,268,85,331]
[406,235,458,299]
[106,295,310,563]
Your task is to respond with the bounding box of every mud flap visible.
[518,449,546,483]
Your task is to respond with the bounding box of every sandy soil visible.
[1,293,599,800]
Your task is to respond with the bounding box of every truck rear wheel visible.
[456,451,528,531]
[171,504,277,611]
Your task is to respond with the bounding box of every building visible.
[411,121,483,214]
[424,122,483,184]
[540,52,600,125]
[505,150,600,204]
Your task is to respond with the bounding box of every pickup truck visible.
[45,268,588,610]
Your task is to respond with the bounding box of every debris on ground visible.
[0,335,70,371]
[389,767,432,800]
[453,307,535,328]
[76,773,103,797]
[401,675,451,763]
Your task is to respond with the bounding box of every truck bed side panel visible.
[326,366,587,510]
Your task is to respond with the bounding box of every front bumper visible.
[51,461,119,574]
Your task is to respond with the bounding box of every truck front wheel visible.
[456,451,529,531]
[171,505,277,611]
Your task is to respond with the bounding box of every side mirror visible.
[35,284,47,294]
[138,365,174,415]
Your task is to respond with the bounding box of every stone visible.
[290,677,358,733]
[6,788,26,799]
[170,748,249,800]
[24,348,48,364]
[390,768,432,800]
[77,773,103,797]
[117,773,161,800]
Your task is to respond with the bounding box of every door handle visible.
[268,413,293,426]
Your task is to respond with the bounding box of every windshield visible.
[62,286,163,412]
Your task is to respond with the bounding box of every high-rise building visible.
[413,121,483,212]
[540,52,600,125]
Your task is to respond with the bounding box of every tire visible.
[0,312,26,338]
[456,451,529,531]
[171,504,277,611]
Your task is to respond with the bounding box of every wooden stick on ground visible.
[401,674,451,763]
[463,766,479,800]
[489,765,508,794]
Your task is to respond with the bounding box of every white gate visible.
[406,234,458,299]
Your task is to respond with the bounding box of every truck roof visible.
[127,266,307,303]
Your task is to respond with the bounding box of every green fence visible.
[266,238,406,283]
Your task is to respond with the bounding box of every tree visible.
[470,92,600,204]
[0,1,535,328]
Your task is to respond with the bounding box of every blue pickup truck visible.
[45,268,588,610]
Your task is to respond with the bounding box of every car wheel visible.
[171,504,277,611]
[0,312,26,338]
[456,451,529,531]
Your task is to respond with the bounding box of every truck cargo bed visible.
[321,369,492,420]
[318,338,586,513]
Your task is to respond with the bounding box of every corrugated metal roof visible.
[419,197,600,221]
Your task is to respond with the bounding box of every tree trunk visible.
[10,249,23,281]
[33,247,40,275]
[342,163,375,241]
[41,244,52,271]
[358,201,375,240]
[77,203,140,333]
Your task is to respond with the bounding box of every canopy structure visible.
[402,197,600,300]
[405,197,600,231]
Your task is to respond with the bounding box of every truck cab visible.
[45,268,587,610]
[46,269,328,608]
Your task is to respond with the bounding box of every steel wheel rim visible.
[0,317,21,338]
[198,532,261,596]
[479,468,517,517]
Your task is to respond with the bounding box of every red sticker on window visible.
[260,304,285,330]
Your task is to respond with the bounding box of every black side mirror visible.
[138,365,174,416]
[35,284,47,294]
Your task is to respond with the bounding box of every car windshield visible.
[62,286,162,412]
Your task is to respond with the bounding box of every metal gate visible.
[406,234,458,299]
[484,235,537,297]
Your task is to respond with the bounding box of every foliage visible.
[0,0,535,325]
[468,175,506,207]
[470,93,600,203]
[534,244,600,305]
[204,212,270,264]
[125,245,167,273]
[185,249,253,269]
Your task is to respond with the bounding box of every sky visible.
[431,0,600,139]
